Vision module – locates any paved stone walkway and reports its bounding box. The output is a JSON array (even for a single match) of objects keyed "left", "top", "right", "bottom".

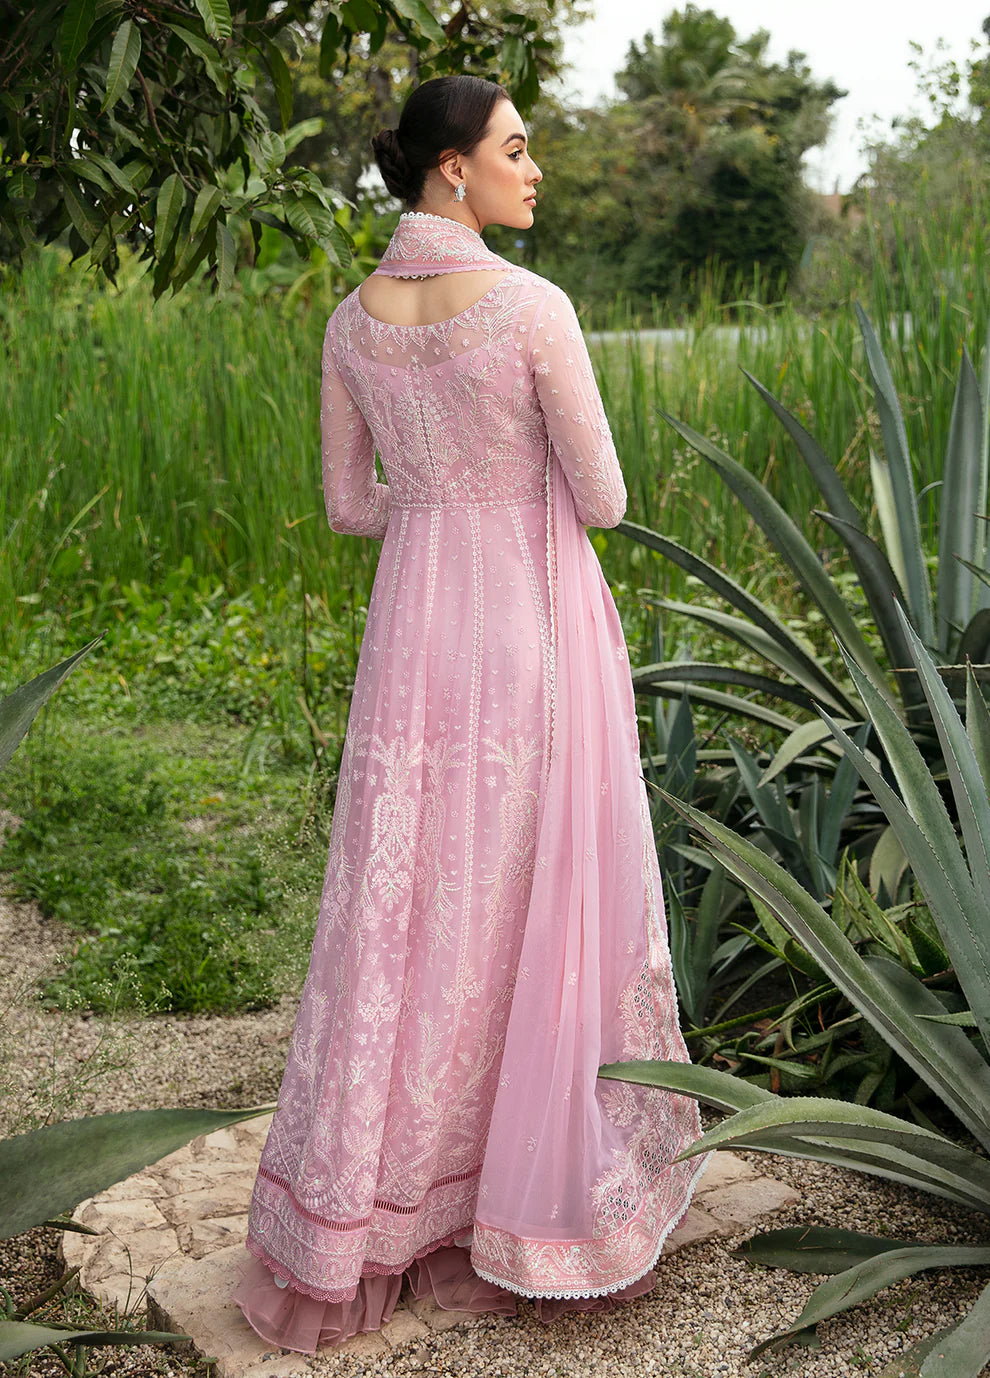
[{"left": 61, "top": 1115, "right": 799, "bottom": 1378}]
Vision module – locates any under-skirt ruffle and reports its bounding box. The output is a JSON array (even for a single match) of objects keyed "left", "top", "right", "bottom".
[{"left": 232, "top": 1242, "right": 658, "bottom": 1353}]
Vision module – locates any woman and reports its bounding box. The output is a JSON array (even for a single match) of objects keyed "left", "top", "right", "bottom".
[{"left": 232, "top": 73, "right": 707, "bottom": 1355}]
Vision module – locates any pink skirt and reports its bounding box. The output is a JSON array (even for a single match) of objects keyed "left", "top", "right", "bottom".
[{"left": 233, "top": 1242, "right": 659, "bottom": 1353}]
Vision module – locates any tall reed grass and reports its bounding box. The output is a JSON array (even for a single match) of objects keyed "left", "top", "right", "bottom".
[{"left": 2, "top": 189, "right": 987, "bottom": 661}]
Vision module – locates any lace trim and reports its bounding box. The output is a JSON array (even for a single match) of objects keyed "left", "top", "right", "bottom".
[
  {"left": 398, "top": 211, "right": 484, "bottom": 237},
  {"left": 389, "top": 493, "right": 546, "bottom": 510},
  {"left": 381, "top": 269, "right": 493, "bottom": 279},
  {"left": 344, "top": 265, "right": 526, "bottom": 339},
  {"left": 256, "top": 1162, "right": 482, "bottom": 1229},
  {"left": 246, "top": 1149, "right": 710, "bottom": 1303},
  {"left": 470, "top": 1151, "right": 712, "bottom": 1299}
]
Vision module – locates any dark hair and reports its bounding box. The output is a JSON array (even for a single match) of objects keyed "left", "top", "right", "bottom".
[{"left": 371, "top": 75, "right": 510, "bottom": 207}]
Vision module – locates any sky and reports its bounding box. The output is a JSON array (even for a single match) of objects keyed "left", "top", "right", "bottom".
[{"left": 556, "top": 1, "right": 989, "bottom": 192}]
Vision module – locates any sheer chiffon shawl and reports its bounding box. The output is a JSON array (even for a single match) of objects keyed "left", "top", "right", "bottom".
[{"left": 468, "top": 443, "right": 707, "bottom": 1298}]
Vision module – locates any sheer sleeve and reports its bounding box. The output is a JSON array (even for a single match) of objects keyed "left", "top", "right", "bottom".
[
  {"left": 528, "top": 285, "right": 627, "bottom": 529},
  {"left": 320, "top": 323, "right": 391, "bottom": 539}
]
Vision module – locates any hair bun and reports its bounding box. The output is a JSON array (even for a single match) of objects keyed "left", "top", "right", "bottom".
[
  {"left": 372, "top": 127, "right": 413, "bottom": 201},
  {"left": 370, "top": 77, "right": 509, "bottom": 208}
]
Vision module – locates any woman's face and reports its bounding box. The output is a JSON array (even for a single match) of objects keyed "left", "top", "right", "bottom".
[{"left": 442, "top": 99, "right": 542, "bottom": 231}]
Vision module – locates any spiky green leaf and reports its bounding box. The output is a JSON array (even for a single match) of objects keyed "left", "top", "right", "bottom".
[
  {"left": 856, "top": 305, "right": 934, "bottom": 643},
  {"left": 657, "top": 787, "right": 990, "bottom": 1150},
  {"left": 919, "top": 1278, "right": 990, "bottom": 1376},
  {"left": 656, "top": 411, "right": 895, "bottom": 707},
  {"left": 0, "top": 1322, "right": 189, "bottom": 1362},
  {"left": 747, "top": 1243, "right": 990, "bottom": 1361},
  {"left": 966, "top": 662, "right": 990, "bottom": 783},
  {"left": 618, "top": 523, "right": 860, "bottom": 714},
  {"left": 937, "top": 349, "right": 985, "bottom": 653},
  {"left": 814, "top": 510, "right": 924, "bottom": 710},
  {"left": 632, "top": 661, "right": 814, "bottom": 711},
  {"left": 0, "top": 1105, "right": 272, "bottom": 1239},
  {"left": 0, "top": 639, "right": 103, "bottom": 775},
  {"left": 893, "top": 602, "right": 990, "bottom": 904}
]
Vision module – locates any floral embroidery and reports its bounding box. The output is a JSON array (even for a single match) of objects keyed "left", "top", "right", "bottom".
[{"left": 242, "top": 211, "right": 698, "bottom": 1308}]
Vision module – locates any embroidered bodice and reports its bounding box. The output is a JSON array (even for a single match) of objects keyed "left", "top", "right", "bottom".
[{"left": 319, "top": 210, "right": 628, "bottom": 530}]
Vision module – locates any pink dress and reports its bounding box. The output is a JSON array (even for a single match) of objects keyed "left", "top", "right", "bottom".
[{"left": 232, "top": 211, "right": 706, "bottom": 1353}]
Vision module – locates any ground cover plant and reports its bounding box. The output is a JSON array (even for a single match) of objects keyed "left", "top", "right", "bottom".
[{"left": 1, "top": 711, "right": 328, "bottom": 1014}]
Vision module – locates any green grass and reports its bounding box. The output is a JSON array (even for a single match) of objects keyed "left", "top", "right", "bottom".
[
  {"left": 4, "top": 202, "right": 988, "bottom": 673},
  {"left": 1, "top": 711, "right": 328, "bottom": 1013}
]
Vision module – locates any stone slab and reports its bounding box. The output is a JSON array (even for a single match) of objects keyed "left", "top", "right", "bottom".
[
  {"left": 159, "top": 1179, "right": 254, "bottom": 1228},
  {"left": 176, "top": 1212, "right": 249, "bottom": 1259},
  {"left": 405, "top": 1292, "right": 487, "bottom": 1332},
  {"left": 701, "top": 1177, "right": 801, "bottom": 1227},
  {"left": 63, "top": 1119, "right": 804, "bottom": 1375},
  {"left": 661, "top": 1206, "right": 722, "bottom": 1255},
  {"left": 694, "top": 1150, "right": 759, "bottom": 1195},
  {"left": 380, "top": 1305, "right": 431, "bottom": 1344},
  {"left": 147, "top": 1244, "right": 316, "bottom": 1378},
  {"left": 146, "top": 1244, "right": 426, "bottom": 1375}
]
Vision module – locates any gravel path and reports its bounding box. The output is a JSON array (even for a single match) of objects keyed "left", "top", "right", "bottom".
[{"left": 1, "top": 890, "right": 987, "bottom": 1378}]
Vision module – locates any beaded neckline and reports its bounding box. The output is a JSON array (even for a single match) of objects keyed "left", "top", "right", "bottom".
[
  {"left": 399, "top": 211, "right": 484, "bottom": 238},
  {"left": 377, "top": 211, "right": 511, "bottom": 279}
]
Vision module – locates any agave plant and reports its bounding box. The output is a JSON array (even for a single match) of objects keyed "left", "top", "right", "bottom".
[
  {"left": 639, "top": 609, "right": 921, "bottom": 1084},
  {"left": 0, "top": 643, "right": 274, "bottom": 1368},
  {"left": 639, "top": 613, "right": 925, "bottom": 1074},
  {"left": 601, "top": 601, "right": 990, "bottom": 1371},
  {"left": 620, "top": 307, "right": 990, "bottom": 792}
]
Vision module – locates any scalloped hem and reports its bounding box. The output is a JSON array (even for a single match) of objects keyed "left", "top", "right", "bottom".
[
  {"left": 240, "top": 1228, "right": 474, "bottom": 1302},
  {"left": 472, "top": 1150, "right": 714, "bottom": 1300}
]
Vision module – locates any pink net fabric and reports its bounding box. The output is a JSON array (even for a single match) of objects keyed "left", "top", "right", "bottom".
[
  {"left": 468, "top": 442, "right": 707, "bottom": 1299},
  {"left": 232, "top": 213, "right": 709, "bottom": 1354},
  {"left": 232, "top": 1242, "right": 659, "bottom": 1352}
]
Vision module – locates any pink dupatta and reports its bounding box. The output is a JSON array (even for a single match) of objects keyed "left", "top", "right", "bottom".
[{"left": 469, "top": 441, "right": 707, "bottom": 1298}]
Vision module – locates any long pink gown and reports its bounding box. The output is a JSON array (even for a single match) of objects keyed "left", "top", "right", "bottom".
[{"left": 232, "top": 211, "right": 707, "bottom": 1353}]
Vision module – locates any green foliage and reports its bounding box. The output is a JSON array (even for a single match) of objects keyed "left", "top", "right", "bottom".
[
  {"left": 622, "top": 304, "right": 990, "bottom": 827},
  {"left": 601, "top": 608, "right": 990, "bottom": 1368},
  {"left": 0, "top": 0, "right": 556, "bottom": 296},
  {"left": 607, "top": 4, "right": 844, "bottom": 297},
  {"left": 6, "top": 232, "right": 984, "bottom": 665},
  {"left": 0, "top": 1101, "right": 277, "bottom": 1367},
  {"left": 0, "top": 638, "right": 103, "bottom": 774},
  {"left": 0, "top": 1106, "right": 269, "bottom": 1241},
  {"left": 0, "top": 1322, "right": 189, "bottom": 1365},
  {"left": 1, "top": 718, "right": 328, "bottom": 1012},
  {"left": 0, "top": 642, "right": 273, "bottom": 1371}
]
